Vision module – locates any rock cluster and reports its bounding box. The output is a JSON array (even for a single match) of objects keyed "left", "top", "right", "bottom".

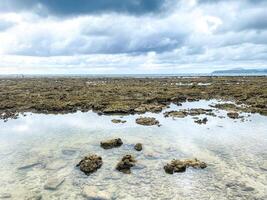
[
  {"left": 135, "top": 117, "right": 159, "bottom": 126},
  {"left": 116, "top": 155, "right": 136, "bottom": 174},
  {"left": 164, "top": 108, "right": 214, "bottom": 118},
  {"left": 100, "top": 138, "right": 123, "bottom": 149},
  {"left": 164, "top": 158, "right": 207, "bottom": 174},
  {"left": 76, "top": 154, "right": 103, "bottom": 175},
  {"left": 194, "top": 117, "right": 208, "bottom": 124}
]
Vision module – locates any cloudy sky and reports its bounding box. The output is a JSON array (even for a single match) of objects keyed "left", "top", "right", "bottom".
[{"left": 0, "top": 0, "right": 267, "bottom": 74}]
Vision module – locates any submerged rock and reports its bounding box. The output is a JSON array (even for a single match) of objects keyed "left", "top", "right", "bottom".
[
  {"left": 134, "top": 143, "right": 143, "bottom": 151},
  {"left": 82, "top": 186, "right": 111, "bottom": 200},
  {"left": 194, "top": 117, "right": 208, "bottom": 124},
  {"left": 17, "top": 161, "right": 42, "bottom": 170},
  {"left": 100, "top": 138, "right": 123, "bottom": 149},
  {"left": 135, "top": 117, "right": 159, "bottom": 126},
  {"left": 227, "top": 112, "right": 239, "bottom": 119},
  {"left": 76, "top": 154, "right": 103, "bottom": 175},
  {"left": 164, "top": 158, "right": 207, "bottom": 174},
  {"left": 116, "top": 155, "right": 136, "bottom": 174},
  {"left": 44, "top": 176, "right": 65, "bottom": 190},
  {"left": 111, "top": 119, "right": 126, "bottom": 124},
  {"left": 0, "top": 193, "right": 12, "bottom": 199}
]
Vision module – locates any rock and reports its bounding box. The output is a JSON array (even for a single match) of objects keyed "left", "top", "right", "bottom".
[
  {"left": 134, "top": 143, "right": 143, "bottom": 151},
  {"left": 227, "top": 112, "right": 239, "bottom": 119},
  {"left": 164, "top": 111, "right": 187, "bottom": 118},
  {"left": 82, "top": 186, "right": 111, "bottom": 200},
  {"left": 61, "top": 149, "right": 77, "bottom": 156},
  {"left": 111, "top": 119, "right": 126, "bottom": 123},
  {"left": 17, "top": 162, "right": 42, "bottom": 170},
  {"left": 194, "top": 117, "right": 208, "bottom": 124},
  {"left": 0, "top": 193, "right": 12, "bottom": 199},
  {"left": 134, "top": 103, "right": 165, "bottom": 113},
  {"left": 259, "top": 162, "right": 267, "bottom": 171},
  {"left": 26, "top": 194, "right": 42, "bottom": 200},
  {"left": 116, "top": 155, "right": 136, "bottom": 174},
  {"left": 164, "top": 158, "right": 207, "bottom": 174},
  {"left": 135, "top": 117, "right": 159, "bottom": 126},
  {"left": 44, "top": 176, "right": 65, "bottom": 190},
  {"left": 76, "top": 154, "right": 103, "bottom": 175},
  {"left": 100, "top": 138, "right": 123, "bottom": 149}
]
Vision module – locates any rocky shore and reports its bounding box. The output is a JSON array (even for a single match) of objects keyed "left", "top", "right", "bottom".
[{"left": 0, "top": 76, "right": 266, "bottom": 121}]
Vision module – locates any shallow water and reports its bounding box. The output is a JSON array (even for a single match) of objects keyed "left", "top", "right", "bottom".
[{"left": 0, "top": 100, "right": 266, "bottom": 200}]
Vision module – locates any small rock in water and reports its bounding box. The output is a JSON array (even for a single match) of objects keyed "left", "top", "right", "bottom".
[
  {"left": 0, "top": 193, "right": 12, "bottom": 199},
  {"left": 17, "top": 162, "right": 42, "bottom": 170},
  {"left": 135, "top": 117, "right": 159, "bottom": 126},
  {"left": 76, "top": 154, "right": 103, "bottom": 175},
  {"left": 100, "top": 138, "right": 123, "bottom": 149},
  {"left": 134, "top": 143, "right": 143, "bottom": 151},
  {"left": 164, "top": 111, "right": 187, "bottom": 118},
  {"left": 194, "top": 117, "right": 208, "bottom": 124},
  {"left": 111, "top": 119, "right": 126, "bottom": 123},
  {"left": 227, "top": 112, "right": 239, "bottom": 119},
  {"left": 61, "top": 149, "right": 77, "bottom": 156},
  {"left": 82, "top": 186, "right": 111, "bottom": 200},
  {"left": 44, "top": 176, "right": 65, "bottom": 190},
  {"left": 164, "top": 158, "right": 207, "bottom": 174},
  {"left": 116, "top": 155, "right": 136, "bottom": 174},
  {"left": 259, "top": 162, "right": 267, "bottom": 171}
]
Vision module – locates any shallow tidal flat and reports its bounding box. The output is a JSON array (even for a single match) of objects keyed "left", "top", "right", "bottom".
[{"left": 0, "top": 77, "right": 267, "bottom": 199}]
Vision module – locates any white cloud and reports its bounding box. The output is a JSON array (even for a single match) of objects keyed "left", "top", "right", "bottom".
[{"left": 0, "top": 0, "right": 266, "bottom": 74}]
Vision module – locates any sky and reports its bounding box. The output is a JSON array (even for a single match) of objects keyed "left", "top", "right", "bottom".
[{"left": 0, "top": 0, "right": 267, "bottom": 74}]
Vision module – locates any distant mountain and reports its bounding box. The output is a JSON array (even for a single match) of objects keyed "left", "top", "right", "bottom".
[{"left": 212, "top": 68, "right": 267, "bottom": 74}]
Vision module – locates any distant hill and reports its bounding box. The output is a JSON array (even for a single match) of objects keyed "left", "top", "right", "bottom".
[{"left": 212, "top": 68, "right": 267, "bottom": 74}]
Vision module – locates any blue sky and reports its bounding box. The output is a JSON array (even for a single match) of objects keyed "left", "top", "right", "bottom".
[{"left": 0, "top": 0, "right": 267, "bottom": 74}]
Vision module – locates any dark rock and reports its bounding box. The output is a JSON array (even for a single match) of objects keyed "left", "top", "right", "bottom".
[
  {"left": 100, "top": 138, "right": 123, "bottom": 149},
  {"left": 135, "top": 117, "right": 159, "bottom": 126},
  {"left": 134, "top": 143, "right": 143, "bottom": 151},
  {"left": 116, "top": 155, "right": 136, "bottom": 174},
  {"left": 194, "top": 117, "right": 208, "bottom": 124},
  {"left": 76, "top": 154, "right": 103, "bottom": 175},
  {"left": 227, "top": 112, "right": 239, "bottom": 119},
  {"left": 164, "top": 158, "right": 207, "bottom": 174}
]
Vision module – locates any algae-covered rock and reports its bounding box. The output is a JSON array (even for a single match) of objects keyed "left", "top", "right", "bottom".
[
  {"left": 76, "top": 154, "right": 103, "bottom": 175},
  {"left": 164, "top": 111, "right": 187, "bottom": 118},
  {"left": 111, "top": 119, "right": 126, "bottom": 123},
  {"left": 100, "top": 138, "right": 123, "bottom": 149},
  {"left": 227, "top": 112, "right": 239, "bottom": 119},
  {"left": 164, "top": 158, "right": 207, "bottom": 174},
  {"left": 135, "top": 117, "right": 159, "bottom": 126},
  {"left": 116, "top": 155, "right": 136, "bottom": 174},
  {"left": 134, "top": 143, "right": 143, "bottom": 151}
]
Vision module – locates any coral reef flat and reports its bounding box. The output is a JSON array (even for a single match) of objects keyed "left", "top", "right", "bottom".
[{"left": 0, "top": 76, "right": 266, "bottom": 121}]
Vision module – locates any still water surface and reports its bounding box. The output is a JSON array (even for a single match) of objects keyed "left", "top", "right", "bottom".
[{"left": 0, "top": 100, "right": 266, "bottom": 199}]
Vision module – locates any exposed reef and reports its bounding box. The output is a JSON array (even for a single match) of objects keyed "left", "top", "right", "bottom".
[{"left": 0, "top": 77, "right": 266, "bottom": 121}]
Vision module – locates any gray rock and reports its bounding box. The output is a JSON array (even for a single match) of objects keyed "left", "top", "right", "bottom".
[
  {"left": 0, "top": 193, "right": 11, "bottom": 199},
  {"left": 259, "top": 162, "right": 267, "bottom": 171},
  {"left": 82, "top": 186, "right": 111, "bottom": 200},
  {"left": 17, "top": 162, "right": 41, "bottom": 170},
  {"left": 44, "top": 176, "right": 65, "bottom": 190}
]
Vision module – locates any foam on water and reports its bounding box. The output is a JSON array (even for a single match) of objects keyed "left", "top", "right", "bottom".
[{"left": 0, "top": 100, "right": 266, "bottom": 199}]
